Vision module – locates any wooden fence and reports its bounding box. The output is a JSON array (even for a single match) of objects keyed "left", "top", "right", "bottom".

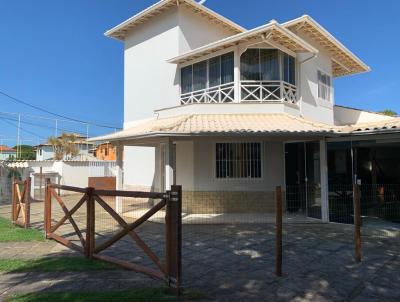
[
  {"left": 11, "top": 177, "right": 31, "bottom": 228},
  {"left": 44, "top": 180, "right": 182, "bottom": 291},
  {"left": 274, "top": 184, "right": 362, "bottom": 277}
]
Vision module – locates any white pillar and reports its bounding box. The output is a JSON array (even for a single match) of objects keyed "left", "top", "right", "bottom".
[
  {"left": 115, "top": 144, "right": 124, "bottom": 213},
  {"left": 234, "top": 46, "right": 240, "bottom": 102},
  {"left": 320, "top": 139, "right": 329, "bottom": 222},
  {"left": 164, "top": 139, "right": 175, "bottom": 190}
]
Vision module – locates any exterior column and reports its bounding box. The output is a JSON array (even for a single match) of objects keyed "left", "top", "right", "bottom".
[
  {"left": 115, "top": 144, "right": 124, "bottom": 213},
  {"left": 320, "top": 139, "right": 329, "bottom": 222},
  {"left": 234, "top": 46, "right": 240, "bottom": 102},
  {"left": 164, "top": 139, "right": 175, "bottom": 190}
]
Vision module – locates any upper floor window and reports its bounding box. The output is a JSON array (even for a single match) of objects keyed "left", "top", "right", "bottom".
[
  {"left": 283, "top": 54, "right": 295, "bottom": 85},
  {"left": 180, "top": 52, "right": 234, "bottom": 94},
  {"left": 318, "top": 70, "right": 331, "bottom": 102},
  {"left": 240, "top": 49, "right": 295, "bottom": 84},
  {"left": 241, "top": 49, "right": 279, "bottom": 81}
]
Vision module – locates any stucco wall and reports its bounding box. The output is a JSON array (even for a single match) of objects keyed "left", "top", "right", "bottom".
[{"left": 297, "top": 32, "right": 335, "bottom": 125}]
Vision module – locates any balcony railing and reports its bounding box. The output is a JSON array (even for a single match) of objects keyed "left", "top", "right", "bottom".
[
  {"left": 180, "top": 80, "right": 297, "bottom": 105},
  {"left": 180, "top": 82, "right": 234, "bottom": 105},
  {"left": 241, "top": 80, "right": 297, "bottom": 104}
]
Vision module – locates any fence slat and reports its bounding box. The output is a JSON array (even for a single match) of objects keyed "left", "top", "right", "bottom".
[
  {"left": 275, "top": 186, "right": 283, "bottom": 277},
  {"left": 354, "top": 184, "right": 362, "bottom": 263}
]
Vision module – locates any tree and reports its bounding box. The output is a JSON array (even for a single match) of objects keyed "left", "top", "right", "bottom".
[
  {"left": 12, "top": 145, "right": 36, "bottom": 160},
  {"left": 47, "top": 133, "right": 80, "bottom": 160},
  {"left": 380, "top": 109, "right": 397, "bottom": 117}
]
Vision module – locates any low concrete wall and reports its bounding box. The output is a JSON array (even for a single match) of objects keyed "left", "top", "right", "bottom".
[{"left": 182, "top": 191, "right": 284, "bottom": 214}]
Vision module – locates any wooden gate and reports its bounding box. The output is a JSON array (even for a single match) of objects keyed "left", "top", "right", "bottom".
[
  {"left": 11, "top": 178, "right": 31, "bottom": 228},
  {"left": 44, "top": 180, "right": 182, "bottom": 290}
]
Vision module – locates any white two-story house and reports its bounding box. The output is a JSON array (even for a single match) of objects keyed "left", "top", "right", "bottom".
[{"left": 93, "top": 0, "right": 400, "bottom": 224}]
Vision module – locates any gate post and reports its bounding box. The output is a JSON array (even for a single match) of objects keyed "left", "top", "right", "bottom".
[
  {"left": 44, "top": 178, "right": 52, "bottom": 239},
  {"left": 275, "top": 186, "right": 283, "bottom": 277},
  {"left": 24, "top": 177, "right": 31, "bottom": 228},
  {"left": 11, "top": 178, "right": 16, "bottom": 223},
  {"left": 85, "top": 187, "right": 95, "bottom": 259},
  {"left": 354, "top": 184, "right": 362, "bottom": 263},
  {"left": 165, "top": 185, "right": 182, "bottom": 293}
]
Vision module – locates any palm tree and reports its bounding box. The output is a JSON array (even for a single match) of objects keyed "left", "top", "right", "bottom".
[{"left": 47, "top": 133, "right": 80, "bottom": 160}]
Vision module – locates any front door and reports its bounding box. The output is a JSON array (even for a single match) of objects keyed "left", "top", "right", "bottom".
[{"left": 285, "top": 141, "right": 322, "bottom": 219}]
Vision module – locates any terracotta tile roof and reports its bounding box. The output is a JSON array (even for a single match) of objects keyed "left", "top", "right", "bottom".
[
  {"left": 0, "top": 145, "right": 16, "bottom": 152},
  {"left": 90, "top": 113, "right": 343, "bottom": 142}
]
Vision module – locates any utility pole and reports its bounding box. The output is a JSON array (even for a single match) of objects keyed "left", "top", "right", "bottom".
[
  {"left": 16, "top": 114, "right": 21, "bottom": 159},
  {"left": 55, "top": 119, "right": 58, "bottom": 137}
]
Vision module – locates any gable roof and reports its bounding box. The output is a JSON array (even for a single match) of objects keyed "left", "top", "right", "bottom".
[
  {"left": 282, "top": 15, "right": 370, "bottom": 77},
  {"left": 105, "top": 0, "right": 245, "bottom": 41},
  {"left": 168, "top": 20, "right": 319, "bottom": 64}
]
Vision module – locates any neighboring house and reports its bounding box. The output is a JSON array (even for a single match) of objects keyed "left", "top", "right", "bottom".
[
  {"left": 35, "top": 135, "right": 95, "bottom": 161},
  {"left": 0, "top": 146, "right": 17, "bottom": 160},
  {"left": 94, "top": 143, "right": 116, "bottom": 161},
  {"left": 92, "top": 0, "right": 400, "bottom": 223}
]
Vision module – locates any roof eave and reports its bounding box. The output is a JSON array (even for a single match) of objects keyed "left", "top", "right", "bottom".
[
  {"left": 282, "top": 15, "right": 370, "bottom": 74},
  {"left": 105, "top": 0, "right": 246, "bottom": 42},
  {"left": 167, "top": 22, "right": 319, "bottom": 64}
]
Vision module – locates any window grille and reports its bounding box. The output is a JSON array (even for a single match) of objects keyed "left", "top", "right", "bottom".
[{"left": 216, "top": 142, "right": 262, "bottom": 179}]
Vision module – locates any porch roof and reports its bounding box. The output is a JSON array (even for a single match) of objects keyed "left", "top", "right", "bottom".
[
  {"left": 167, "top": 20, "right": 319, "bottom": 64},
  {"left": 89, "top": 113, "right": 340, "bottom": 142}
]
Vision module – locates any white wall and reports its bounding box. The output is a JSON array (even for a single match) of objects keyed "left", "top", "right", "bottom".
[
  {"left": 297, "top": 32, "right": 335, "bottom": 125},
  {"left": 123, "top": 146, "right": 156, "bottom": 190},
  {"left": 178, "top": 5, "right": 237, "bottom": 53},
  {"left": 334, "top": 106, "right": 394, "bottom": 125},
  {"left": 176, "top": 139, "right": 285, "bottom": 192}
]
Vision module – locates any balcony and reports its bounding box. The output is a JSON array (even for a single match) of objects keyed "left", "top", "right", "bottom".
[{"left": 180, "top": 80, "right": 296, "bottom": 104}]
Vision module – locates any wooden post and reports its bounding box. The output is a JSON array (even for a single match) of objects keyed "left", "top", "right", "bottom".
[
  {"left": 44, "top": 178, "right": 52, "bottom": 239},
  {"left": 354, "top": 184, "right": 362, "bottom": 263},
  {"left": 85, "top": 187, "right": 95, "bottom": 259},
  {"left": 39, "top": 166, "right": 43, "bottom": 200},
  {"left": 11, "top": 178, "right": 16, "bottom": 222},
  {"left": 25, "top": 177, "right": 31, "bottom": 228},
  {"left": 275, "top": 186, "right": 283, "bottom": 277},
  {"left": 165, "top": 185, "right": 182, "bottom": 293}
]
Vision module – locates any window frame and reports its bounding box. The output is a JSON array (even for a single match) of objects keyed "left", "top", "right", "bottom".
[
  {"left": 213, "top": 141, "right": 264, "bottom": 180},
  {"left": 317, "top": 69, "right": 332, "bottom": 103},
  {"left": 180, "top": 52, "right": 235, "bottom": 95}
]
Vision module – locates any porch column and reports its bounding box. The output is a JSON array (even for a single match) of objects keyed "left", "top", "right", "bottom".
[
  {"left": 164, "top": 139, "right": 175, "bottom": 190},
  {"left": 234, "top": 46, "right": 240, "bottom": 102},
  {"left": 115, "top": 144, "right": 124, "bottom": 213},
  {"left": 320, "top": 140, "right": 329, "bottom": 222}
]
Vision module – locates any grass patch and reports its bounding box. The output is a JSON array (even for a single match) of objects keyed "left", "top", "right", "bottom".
[
  {"left": 0, "top": 217, "right": 44, "bottom": 242},
  {"left": 0, "top": 257, "right": 116, "bottom": 272},
  {"left": 5, "top": 288, "right": 208, "bottom": 302}
]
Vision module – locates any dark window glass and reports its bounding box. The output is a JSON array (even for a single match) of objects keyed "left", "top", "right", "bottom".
[
  {"left": 260, "top": 49, "right": 279, "bottom": 81},
  {"left": 216, "top": 142, "right": 262, "bottom": 178},
  {"left": 283, "top": 54, "right": 296, "bottom": 85},
  {"left": 240, "top": 49, "right": 260, "bottom": 81},
  {"left": 193, "top": 61, "right": 207, "bottom": 91},
  {"left": 221, "top": 52, "right": 234, "bottom": 84},
  {"left": 208, "top": 56, "right": 220, "bottom": 88},
  {"left": 180, "top": 65, "right": 192, "bottom": 94}
]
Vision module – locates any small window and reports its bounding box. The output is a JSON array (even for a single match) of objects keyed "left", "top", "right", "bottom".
[
  {"left": 318, "top": 70, "right": 331, "bottom": 102},
  {"left": 283, "top": 54, "right": 296, "bottom": 85},
  {"left": 181, "top": 65, "right": 193, "bottom": 94},
  {"left": 193, "top": 61, "right": 207, "bottom": 91},
  {"left": 105, "top": 147, "right": 108, "bottom": 156},
  {"left": 221, "top": 52, "right": 234, "bottom": 84},
  {"left": 216, "top": 142, "right": 262, "bottom": 179}
]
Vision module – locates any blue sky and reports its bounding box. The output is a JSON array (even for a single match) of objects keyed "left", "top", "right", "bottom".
[{"left": 0, "top": 0, "right": 399, "bottom": 146}]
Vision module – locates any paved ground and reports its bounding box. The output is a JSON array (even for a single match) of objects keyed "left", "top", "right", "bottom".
[{"left": 0, "top": 199, "right": 400, "bottom": 301}]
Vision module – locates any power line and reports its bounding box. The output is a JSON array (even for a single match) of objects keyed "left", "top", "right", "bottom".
[
  {"left": 0, "top": 117, "right": 46, "bottom": 139},
  {"left": 0, "top": 90, "right": 121, "bottom": 129}
]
